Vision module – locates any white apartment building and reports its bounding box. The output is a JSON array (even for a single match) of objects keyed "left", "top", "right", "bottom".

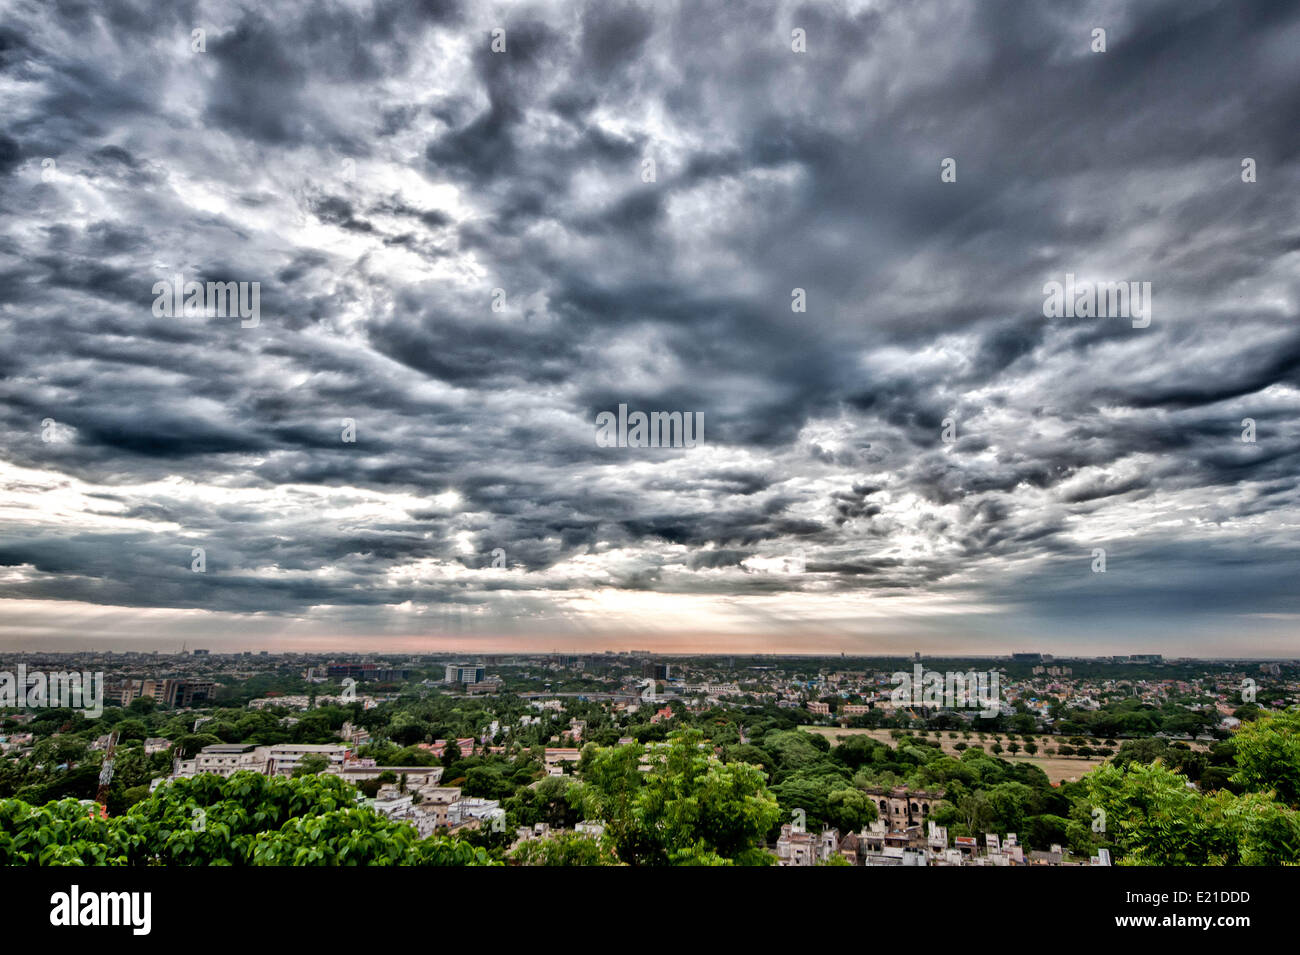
[
  {"left": 455, "top": 797, "right": 502, "bottom": 826},
  {"left": 162, "top": 742, "right": 350, "bottom": 785},
  {"left": 334, "top": 764, "right": 444, "bottom": 789},
  {"left": 264, "top": 743, "right": 349, "bottom": 776},
  {"left": 171, "top": 743, "right": 267, "bottom": 780}
]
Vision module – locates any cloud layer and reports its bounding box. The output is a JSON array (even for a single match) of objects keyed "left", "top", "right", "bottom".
[{"left": 1, "top": 0, "right": 1298, "bottom": 654}]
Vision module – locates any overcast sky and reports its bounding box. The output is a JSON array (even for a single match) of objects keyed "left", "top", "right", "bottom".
[{"left": 1, "top": 0, "right": 1298, "bottom": 656}]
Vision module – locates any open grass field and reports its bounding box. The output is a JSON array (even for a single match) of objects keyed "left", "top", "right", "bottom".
[{"left": 798, "top": 726, "right": 1109, "bottom": 783}]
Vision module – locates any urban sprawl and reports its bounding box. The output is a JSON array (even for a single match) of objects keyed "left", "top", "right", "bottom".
[{"left": 1, "top": 650, "right": 1295, "bottom": 866}]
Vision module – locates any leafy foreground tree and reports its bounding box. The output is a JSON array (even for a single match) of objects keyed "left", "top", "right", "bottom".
[
  {"left": 1230, "top": 708, "right": 1300, "bottom": 808},
  {"left": 0, "top": 772, "right": 496, "bottom": 866},
  {"left": 509, "top": 831, "right": 619, "bottom": 866},
  {"left": 1086, "top": 709, "right": 1300, "bottom": 865},
  {"left": 576, "top": 729, "right": 781, "bottom": 865}
]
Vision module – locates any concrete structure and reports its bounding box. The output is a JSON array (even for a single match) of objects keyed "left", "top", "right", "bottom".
[
  {"left": 164, "top": 742, "right": 349, "bottom": 783},
  {"left": 543, "top": 747, "right": 583, "bottom": 775},
  {"left": 445, "top": 663, "right": 486, "bottom": 684},
  {"left": 775, "top": 825, "right": 841, "bottom": 866},
  {"left": 334, "top": 764, "right": 443, "bottom": 788},
  {"left": 121, "top": 678, "right": 216, "bottom": 708},
  {"left": 861, "top": 786, "right": 945, "bottom": 832},
  {"left": 171, "top": 743, "right": 265, "bottom": 779},
  {"left": 264, "top": 743, "right": 349, "bottom": 776}
]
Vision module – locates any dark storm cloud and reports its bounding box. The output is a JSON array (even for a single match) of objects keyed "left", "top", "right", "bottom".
[{"left": 1, "top": 0, "right": 1298, "bottom": 650}]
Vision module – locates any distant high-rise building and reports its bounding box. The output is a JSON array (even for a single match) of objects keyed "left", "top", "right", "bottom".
[
  {"left": 327, "top": 662, "right": 369, "bottom": 680},
  {"left": 324, "top": 663, "right": 405, "bottom": 681},
  {"left": 120, "top": 678, "right": 215, "bottom": 708},
  {"left": 445, "top": 663, "right": 486, "bottom": 685},
  {"left": 641, "top": 662, "right": 670, "bottom": 681},
  {"left": 166, "top": 678, "right": 216, "bottom": 707}
]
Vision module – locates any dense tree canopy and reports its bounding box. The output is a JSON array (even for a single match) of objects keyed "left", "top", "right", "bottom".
[
  {"left": 577, "top": 730, "right": 781, "bottom": 865},
  {"left": 1086, "top": 710, "right": 1300, "bottom": 865},
  {"left": 0, "top": 772, "right": 496, "bottom": 866}
]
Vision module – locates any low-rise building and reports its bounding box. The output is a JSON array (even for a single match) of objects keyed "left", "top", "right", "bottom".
[
  {"left": 543, "top": 747, "right": 583, "bottom": 775},
  {"left": 163, "top": 742, "right": 349, "bottom": 783},
  {"left": 861, "top": 786, "right": 945, "bottom": 832},
  {"left": 775, "top": 825, "right": 841, "bottom": 866},
  {"left": 334, "top": 764, "right": 444, "bottom": 789},
  {"left": 264, "top": 743, "right": 349, "bottom": 776}
]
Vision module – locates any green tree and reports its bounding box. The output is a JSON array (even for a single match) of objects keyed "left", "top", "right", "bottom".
[
  {"left": 578, "top": 730, "right": 781, "bottom": 865},
  {"left": 1086, "top": 758, "right": 1300, "bottom": 866},
  {"left": 292, "top": 754, "right": 330, "bottom": 777},
  {"left": 1231, "top": 709, "right": 1300, "bottom": 807},
  {"left": 826, "top": 788, "right": 877, "bottom": 832},
  {"left": 0, "top": 772, "right": 497, "bottom": 867},
  {"left": 440, "top": 739, "right": 461, "bottom": 768},
  {"left": 509, "top": 831, "right": 618, "bottom": 866}
]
